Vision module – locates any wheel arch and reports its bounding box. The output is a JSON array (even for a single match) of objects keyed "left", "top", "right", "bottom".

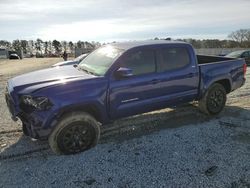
[
  {"left": 44, "top": 103, "right": 105, "bottom": 131},
  {"left": 214, "top": 79, "right": 231, "bottom": 93},
  {"left": 57, "top": 104, "right": 103, "bottom": 123},
  {"left": 200, "top": 77, "right": 232, "bottom": 99}
]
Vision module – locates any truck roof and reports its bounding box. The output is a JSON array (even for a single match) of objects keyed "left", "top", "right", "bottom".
[{"left": 110, "top": 40, "right": 188, "bottom": 50}]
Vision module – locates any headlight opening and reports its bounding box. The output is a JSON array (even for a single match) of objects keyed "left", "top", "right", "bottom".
[{"left": 21, "top": 95, "right": 53, "bottom": 111}]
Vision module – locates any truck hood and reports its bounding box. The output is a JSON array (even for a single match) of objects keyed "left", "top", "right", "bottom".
[
  {"left": 9, "top": 66, "right": 96, "bottom": 93},
  {"left": 52, "top": 60, "right": 78, "bottom": 67}
]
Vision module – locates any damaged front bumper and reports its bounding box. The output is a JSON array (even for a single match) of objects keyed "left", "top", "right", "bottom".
[
  {"left": 5, "top": 90, "right": 18, "bottom": 121},
  {"left": 5, "top": 89, "right": 52, "bottom": 139}
]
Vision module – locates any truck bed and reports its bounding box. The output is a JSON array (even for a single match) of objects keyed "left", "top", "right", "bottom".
[
  {"left": 197, "top": 55, "right": 246, "bottom": 99},
  {"left": 197, "top": 55, "right": 236, "bottom": 64}
]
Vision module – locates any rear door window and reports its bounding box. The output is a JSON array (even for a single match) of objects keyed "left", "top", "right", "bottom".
[{"left": 159, "top": 47, "right": 190, "bottom": 72}]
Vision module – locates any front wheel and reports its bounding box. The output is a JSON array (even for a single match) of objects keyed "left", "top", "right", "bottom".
[
  {"left": 22, "top": 123, "right": 29, "bottom": 136},
  {"left": 198, "top": 83, "right": 227, "bottom": 115},
  {"left": 49, "top": 112, "right": 100, "bottom": 155}
]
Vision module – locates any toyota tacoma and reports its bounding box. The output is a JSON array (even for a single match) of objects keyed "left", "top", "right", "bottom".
[{"left": 5, "top": 40, "right": 247, "bottom": 154}]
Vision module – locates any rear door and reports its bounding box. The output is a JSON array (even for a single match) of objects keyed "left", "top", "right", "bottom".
[{"left": 154, "top": 46, "right": 199, "bottom": 105}]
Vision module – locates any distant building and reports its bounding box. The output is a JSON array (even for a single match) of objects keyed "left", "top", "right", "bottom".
[{"left": 0, "top": 48, "right": 9, "bottom": 59}]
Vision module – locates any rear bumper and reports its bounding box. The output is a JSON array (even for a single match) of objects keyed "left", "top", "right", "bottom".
[
  {"left": 242, "top": 78, "right": 246, "bottom": 86},
  {"left": 238, "top": 77, "right": 246, "bottom": 88}
]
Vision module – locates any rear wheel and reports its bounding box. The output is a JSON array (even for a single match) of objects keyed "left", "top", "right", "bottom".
[
  {"left": 198, "top": 83, "right": 227, "bottom": 115},
  {"left": 49, "top": 112, "right": 100, "bottom": 155}
]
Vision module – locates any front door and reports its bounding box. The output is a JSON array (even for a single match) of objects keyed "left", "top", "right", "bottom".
[{"left": 109, "top": 49, "right": 160, "bottom": 119}]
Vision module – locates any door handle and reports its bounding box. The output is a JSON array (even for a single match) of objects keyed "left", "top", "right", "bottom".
[
  {"left": 187, "top": 73, "right": 195, "bottom": 77},
  {"left": 149, "top": 79, "right": 161, "bottom": 84}
]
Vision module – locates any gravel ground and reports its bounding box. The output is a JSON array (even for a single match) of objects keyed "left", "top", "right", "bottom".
[{"left": 0, "top": 59, "right": 250, "bottom": 188}]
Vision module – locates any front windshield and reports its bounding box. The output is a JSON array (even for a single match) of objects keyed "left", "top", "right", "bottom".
[
  {"left": 78, "top": 46, "right": 124, "bottom": 76},
  {"left": 225, "top": 51, "right": 243, "bottom": 58}
]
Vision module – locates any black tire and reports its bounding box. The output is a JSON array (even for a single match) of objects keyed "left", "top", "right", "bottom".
[
  {"left": 22, "top": 123, "right": 29, "bottom": 136},
  {"left": 49, "top": 112, "right": 100, "bottom": 155},
  {"left": 198, "top": 83, "right": 227, "bottom": 115}
]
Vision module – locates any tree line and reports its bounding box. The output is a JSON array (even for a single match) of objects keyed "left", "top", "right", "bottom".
[
  {"left": 0, "top": 39, "right": 101, "bottom": 57},
  {"left": 161, "top": 29, "right": 250, "bottom": 48},
  {"left": 0, "top": 29, "right": 249, "bottom": 57}
]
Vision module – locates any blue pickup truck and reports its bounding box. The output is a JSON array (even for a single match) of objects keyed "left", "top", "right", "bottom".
[{"left": 5, "top": 40, "right": 247, "bottom": 154}]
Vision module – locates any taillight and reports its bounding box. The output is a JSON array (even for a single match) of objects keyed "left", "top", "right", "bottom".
[{"left": 243, "top": 63, "right": 247, "bottom": 78}]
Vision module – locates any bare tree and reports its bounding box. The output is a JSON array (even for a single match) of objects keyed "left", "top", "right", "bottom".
[
  {"left": 61, "top": 41, "right": 67, "bottom": 51},
  {"left": 76, "top": 41, "right": 82, "bottom": 48},
  {"left": 245, "top": 30, "right": 250, "bottom": 42},
  {"left": 228, "top": 29, "right": 250, "bottom": 47},
  {"left": 47, "top": 41, "right": 53, "bottom": 55},
  {"left": 52, "top": 40, "right": 62, "bottom": 54},
  {"left": 68, "top": 41, "right": 74, "bottom": 54},
  {"left": 27, "top": 40, "right": 35, "bottom": 56},
  {"left": 0, "top": 40, "right": 11, "bottom": 49},
  {"left": 35, "top": 38, "right": 43, "bottom": 54},
  {"left": 12, "top": 40, "right": 21, "bottom": 51},
  {"left": 20, "top": 40, "right": 28, "bottom": 54}
]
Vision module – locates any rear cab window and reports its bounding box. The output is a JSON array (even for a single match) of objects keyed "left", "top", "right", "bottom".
[{"left": 158, "top": 47, "right": 190, "bottom": 72}]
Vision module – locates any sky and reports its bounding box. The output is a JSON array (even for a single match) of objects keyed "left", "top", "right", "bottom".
[{"left": 0, "top": 0, "right": 250, "bottom": 42}]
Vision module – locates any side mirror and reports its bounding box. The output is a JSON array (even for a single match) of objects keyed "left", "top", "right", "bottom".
[{"left": 115, "top": 67, "right": 133, "bottom": 79}]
